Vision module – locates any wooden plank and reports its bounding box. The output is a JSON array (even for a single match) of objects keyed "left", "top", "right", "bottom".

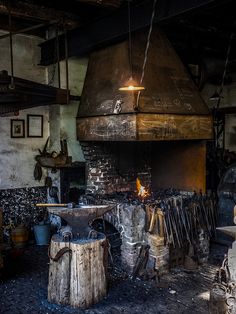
[
  {"left": 0, "top": 2, "right": 78, "bottom": 28},
  {"left": 77, "top": 113, "right": 212, "bottom": 141},
  {"left": 137, "top": 114, "right": 213, "bottom": 141},
  {"left": 77, "top": 114, "right": 137, "bottom": 141}
]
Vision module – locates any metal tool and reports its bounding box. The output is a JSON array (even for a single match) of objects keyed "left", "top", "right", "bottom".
[{"left": 36, "top": 202, "right": 76, "bottom": 209}]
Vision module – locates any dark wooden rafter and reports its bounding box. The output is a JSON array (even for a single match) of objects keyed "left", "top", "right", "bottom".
[
  {"left": 76, "top": 0, "right": 122, "bottom": 8},
  {"left": 0, "top": 1, "right": 80, "bottom": 29},
  {"left": 39, "top": 0, "right": 229, "bottom": 65},
  {"left": 0, "top": 70, "right": 80, "bottom": 115}
]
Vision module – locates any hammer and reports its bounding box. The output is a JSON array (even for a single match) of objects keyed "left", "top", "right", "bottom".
[{"left": 36, "top": 202, "right": 76, "bottom": 209}]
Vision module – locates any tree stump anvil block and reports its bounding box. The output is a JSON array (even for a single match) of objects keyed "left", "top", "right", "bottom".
[
  {"left": 47, "top": 204, "right": 114, "bottom": 309},
  {"left": 48, "top": 204, "right": 114, "bottom": 238}
]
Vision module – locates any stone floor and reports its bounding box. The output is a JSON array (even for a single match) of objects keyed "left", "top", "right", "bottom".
[{"left": 0, "top": 242, "right": 228, "bottom": 314}]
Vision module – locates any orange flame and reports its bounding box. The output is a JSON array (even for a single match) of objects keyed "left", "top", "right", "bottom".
[{"left": 136, "top": 178, "right": 149, "bottom": 198}]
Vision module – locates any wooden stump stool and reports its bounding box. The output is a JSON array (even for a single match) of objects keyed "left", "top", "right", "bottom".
[{"left": 48, "top": 234, "right": 108, "bottom": 309}]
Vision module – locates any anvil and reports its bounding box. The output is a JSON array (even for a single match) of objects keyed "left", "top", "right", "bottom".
[
  {"left": 48, "top": 204, "right": 114, "bottom": 239},
  {"left": 216, "top": 226, "right": 236, "bottom": 239}
]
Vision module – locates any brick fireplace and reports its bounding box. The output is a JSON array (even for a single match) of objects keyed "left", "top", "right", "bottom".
[{"left": 75, "top": 26, "right": 214, "bottom": 275}]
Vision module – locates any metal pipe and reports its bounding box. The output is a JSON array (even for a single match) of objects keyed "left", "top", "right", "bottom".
[
  {"left": 64, "top": 29, "right": 69, "bottom": 105},
  {"left": 56, "top": 26, "right": 61, "bottom": 88},
  {"left": 0, "top": 21, "right": 58, "bottom": 40},
  {"left": 8, "top": 8, "right": 14, "bottom": 89}
]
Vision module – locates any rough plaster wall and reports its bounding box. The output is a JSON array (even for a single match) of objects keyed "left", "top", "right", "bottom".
[
  {"left": 0, "top": 31, "right": 49, "bottom": 189},
  {"left": 48, "top": 57, "right": 88, "bottom": 161}
]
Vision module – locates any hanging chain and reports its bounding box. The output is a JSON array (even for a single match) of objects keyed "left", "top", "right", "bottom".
[
  {"left": 140, "top": 0, "right": 158, "bottom": 84},
  {"left": 127, "top": 0, "right": 133, "bottom": 78},
  {"left": 8, "top": 6, "right": 15, "bottom": 89}
]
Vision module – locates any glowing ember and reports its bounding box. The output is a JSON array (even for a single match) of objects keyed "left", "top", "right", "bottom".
[{"left": 136, "top": 178, "right": 149, "bottom": 198}]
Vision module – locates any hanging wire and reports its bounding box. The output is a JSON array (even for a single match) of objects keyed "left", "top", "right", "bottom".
[
  {"left": 127, "top": 0, "right": 133, "bottom": 78},
  {"left": 216, "top": 22, "right": 235, "bottom": 110},
  {"left": 140, "top": 0, "right": 157, "bottom": 85},
  {"left": 214, "top": 21, "right": 235, "bottom": 148},
  {"left": 135, "top": 0, "right": 158, "bottom": 110}
]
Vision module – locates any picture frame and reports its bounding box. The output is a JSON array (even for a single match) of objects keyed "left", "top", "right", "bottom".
[
  {"left": 11, "top": 119, "right": 25, "bottom": 138},
  {"left": 27, "top": 114, "right": 43, "bottom": 138}
]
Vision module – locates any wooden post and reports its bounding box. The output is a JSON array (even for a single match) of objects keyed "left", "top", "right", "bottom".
[{"left": 48, "top": 234, "right": 108, "bottom": 309}]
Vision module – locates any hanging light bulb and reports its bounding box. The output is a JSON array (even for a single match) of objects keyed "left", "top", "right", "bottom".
[
  {"left": 119, "top": 76, "right": 145, "bottom": 91},
  {"left": 209, "top": 90, "right": 224, "bottom": 101},
  {"left": 119, "top": 0, "right": 145, "bottom": 92}
]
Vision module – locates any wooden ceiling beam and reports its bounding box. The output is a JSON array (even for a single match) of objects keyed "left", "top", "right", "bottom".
[
  {"left": 39, "top": 0, "right": 227, "bottom": 66},
  {"left": 0, "top": 1, "right": 79, "bottom": 29}
]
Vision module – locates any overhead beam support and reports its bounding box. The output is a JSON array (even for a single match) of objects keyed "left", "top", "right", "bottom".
[
  {"left": 39, "top": 0, "right": 223, "bottom": 66},
  {"left": 0, "top": 1, "right": 79, "bottom": 29},
  {"left": 76, "top": 0, "right": 122, "bottom": 8}
]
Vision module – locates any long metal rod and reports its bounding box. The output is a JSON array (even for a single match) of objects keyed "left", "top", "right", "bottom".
[
  {"left": 56, "top": 26, "right": 61, "bottom": 88},
  {"left": 8, "top": 8, "right": 14, "bottom": 89},
  {"left": 0, "top": 21, "right": 58, "bottom": 40},
  {"left": 64, "top": 29, "right": 69, "bottom": 105}
]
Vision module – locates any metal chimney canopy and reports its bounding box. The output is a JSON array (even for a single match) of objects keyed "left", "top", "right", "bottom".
[{"left": 77, "top": 26, "right": 213, "bottom": 141}]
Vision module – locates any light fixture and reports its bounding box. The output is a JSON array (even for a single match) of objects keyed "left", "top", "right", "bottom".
[
  {"left": 119, "top": 77, "right": 145, "bottom": 91},
  {"left": 209, "top": 23, "right": 234, "bottom": 105},
  {"left": 119, "top": 0, "right": 157, "bottom": 92},
  {"left": 209, "top": 91, "right": 224, "bottom": 101},
  {"left": 118, "top": 0, "right": 145, "bottom": 92}
]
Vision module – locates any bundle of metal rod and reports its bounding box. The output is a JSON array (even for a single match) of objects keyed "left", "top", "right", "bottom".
[{"left": 145, "top": 192, "right": 217, "bottom": 249}]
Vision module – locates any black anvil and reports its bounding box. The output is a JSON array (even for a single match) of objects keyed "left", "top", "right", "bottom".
[{"left": 48, "top": 204, "right": 114, "bottom": 239}]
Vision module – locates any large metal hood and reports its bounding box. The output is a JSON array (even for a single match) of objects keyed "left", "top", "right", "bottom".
[{"left": 77, "top": 26, "right": 213, "bottom": 141}]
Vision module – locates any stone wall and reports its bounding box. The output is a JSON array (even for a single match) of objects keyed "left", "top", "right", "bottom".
[{"left": 0, "top": 186, "right": 47, "bottom": 239}]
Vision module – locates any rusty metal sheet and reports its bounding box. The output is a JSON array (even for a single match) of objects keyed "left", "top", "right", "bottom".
[
  {"left": 132, "top": 28, "right": 209, "bottom": 115},
  {"left": 151, "top": 141, "right": 207, "bottom": 192},
  {"left": 77, "top": 114, "right": 137, "bottom": 141},
  {"left": 137, "top": 114, "right": 213, "bottom": 141},
  {"left": 78, "top": 26, "right": 209, "bottom": 118},
  {"left": 78, "top": 41, "right": 136, "bottom": 117}
]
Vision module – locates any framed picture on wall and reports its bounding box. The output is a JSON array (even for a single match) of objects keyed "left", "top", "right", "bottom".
[
  {"left": 27, "top": 114, "right": 43, "bottom": 137},
  {"left": 11, "top": 119, "right": 25, "bottom": 138}
]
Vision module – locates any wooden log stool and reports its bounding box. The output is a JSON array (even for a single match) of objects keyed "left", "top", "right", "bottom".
[{"left": 48, "top": 234, "right": 108, "bottom": 309}]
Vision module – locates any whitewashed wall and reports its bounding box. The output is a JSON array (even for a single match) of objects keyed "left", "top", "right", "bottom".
[{"left": 0, "top": 31, "right": 49, "bottom": 189}]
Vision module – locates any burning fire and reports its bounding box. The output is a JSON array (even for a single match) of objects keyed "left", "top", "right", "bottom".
[{"left": 136, "top": 178, "right": 149, "bottom": 198}]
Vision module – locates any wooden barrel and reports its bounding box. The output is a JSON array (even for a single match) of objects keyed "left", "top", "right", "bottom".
[
  {"left": 48, "top": 234, "right": 108, "bottom": 309},
  {"left": 11, "top": 225, "right": 29, "bottom": 248}
]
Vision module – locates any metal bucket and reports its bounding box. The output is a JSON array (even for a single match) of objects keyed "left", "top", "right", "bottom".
[{"left": 33, "top": 223, "right": 51, "bottom": 245}]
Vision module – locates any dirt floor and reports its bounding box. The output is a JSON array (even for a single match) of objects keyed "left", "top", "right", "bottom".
[{"left": 0, "top": 242, "right": 228, "bottom": 314}]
